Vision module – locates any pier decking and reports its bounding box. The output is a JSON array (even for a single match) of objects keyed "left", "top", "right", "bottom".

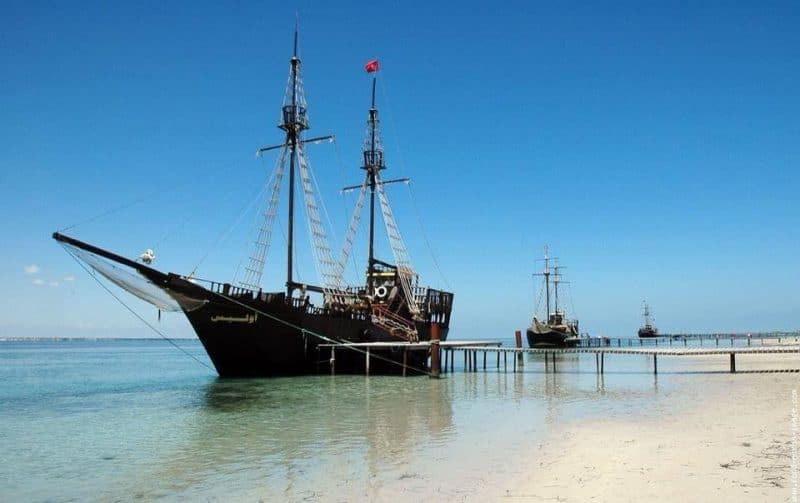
[
  {"left": 315, "top": 333, "right": 799, "bottom": 376},
  {"left": 316, "top": 340, "right": 502, "bottom": 376},
  {"left": 446, "top": 344, "right": 800, "bottom": 374}
]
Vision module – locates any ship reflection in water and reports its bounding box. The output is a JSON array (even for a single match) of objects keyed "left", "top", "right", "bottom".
[{"left": 126, "top": 376, "right": 456, "bottom": 500}]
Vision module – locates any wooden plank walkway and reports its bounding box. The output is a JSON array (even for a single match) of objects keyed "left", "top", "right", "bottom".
[
  {"left": 445, "top": 344, "right": 800, "bottom": 374},
  {"left": 315, "top": 340, "right": 502, "bottom": 376},
  {"left": 312, "top": 338, "right": 798, "bottom": 376}
]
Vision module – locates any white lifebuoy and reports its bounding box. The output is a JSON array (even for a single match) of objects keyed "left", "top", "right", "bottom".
[{"left": 375, "top": 285, "right": 388, "bottom": 298}]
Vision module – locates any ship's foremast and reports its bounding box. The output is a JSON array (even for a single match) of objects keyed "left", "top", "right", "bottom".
[
  {"left": 281, "top": 30, "right": 308, "bottom": 298},
  {"left": 535, "top": 245, "right": 551, "bottom": 318},
  {"left": 642, "top": 301, "right": 653, "bottom": 329}
]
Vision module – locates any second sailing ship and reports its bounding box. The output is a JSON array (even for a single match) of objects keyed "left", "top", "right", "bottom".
[
  {"left": 638, "top": 301, "right": 658, "bottom": 338},
  {"left": 527, "top": 246, "right": 579, "bottom": 348}
]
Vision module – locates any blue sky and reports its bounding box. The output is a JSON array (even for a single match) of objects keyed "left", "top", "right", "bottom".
[{"left": 2, "top": 1, "right": 798, "bottom": 339}]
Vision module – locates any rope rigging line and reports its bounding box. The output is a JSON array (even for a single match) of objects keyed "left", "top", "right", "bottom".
[
  {"left": 296, "top": 142, "right": 348, "bottom": 301},
  {"left": 377, "top": 76, "right": 451, "bottom": 290},
  {"left": 151, "top": 162, "right": 260, "bottom": 255},
  {"left": 188, "top": 176, "right": 272, "bottom": 282},
  {"left": 57, "top": 184, "right": 179, "bottom": 234},
  {"left": 374, "top": 171, "right": 421, "bottom": 317},
  {"left": 534, "top": 276, "right": 545, "bottom": 320},
  {"left": 239, "top": 145, "right": 288, "bottom": 290},
  {"left": 62, "top": 245, "right": 216, "bottom": 372},
  {"left": 306, "top": 139, "right": 341, "bottom": 257},
  {"left": 331, "top": 124, "right": 363, "bottom": 286},
  {"left": 332, "top": 177, "right": 368, "bottom": 288},
  {"left": 567, "top": 282, "right": 577, "bottom": 321},
  {"left": 58, "top": 159, "right": 249, "bottom": 235}
]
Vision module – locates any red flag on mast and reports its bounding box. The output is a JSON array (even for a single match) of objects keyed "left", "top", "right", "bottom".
[{"left": 364, "top": 59, "right": 379, "bottom": 73}]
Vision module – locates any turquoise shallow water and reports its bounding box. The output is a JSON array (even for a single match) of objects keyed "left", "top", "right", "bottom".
[{"left": 0, "top": 338, "right": 783, "bottom": 501}]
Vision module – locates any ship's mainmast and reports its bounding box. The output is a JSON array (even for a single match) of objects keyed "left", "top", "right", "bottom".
[
  {"left": 362, "top": 71, "right": 384, "bottom": 294},
  {"left": 553, "top": 265, "right": 561, "bottom": 315},
  {"left": 279, "top": 30, "right": 309, "bottom": 298},
  {"left": 642, "top": 301, "right": 652, "bottom": 328}
]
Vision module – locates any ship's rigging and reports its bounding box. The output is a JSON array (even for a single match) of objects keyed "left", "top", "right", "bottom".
[{"left": 236, "top": 40, "right": 423, "bottom": 317}]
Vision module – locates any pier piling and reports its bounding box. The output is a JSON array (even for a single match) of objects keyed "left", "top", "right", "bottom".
[{"left": 430, "top": 323, "right": 441, "bottom": 378}]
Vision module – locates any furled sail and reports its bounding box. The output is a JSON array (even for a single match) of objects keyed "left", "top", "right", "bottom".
[{"left": 55, "top": 234, "right": 207, "bottom": 313}]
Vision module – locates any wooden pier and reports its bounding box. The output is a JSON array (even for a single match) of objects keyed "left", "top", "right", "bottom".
[
  {"left": 573, "top": 333, "right": 800, "bottom": 349},
  {"left": 445, "top": 345, "right": 800, "bottom": 374},
  {"left": 316, "top": 336, "right": 798, "bottom": 376},
  {"left": 317, "top": 340, "right": 502, "bottom": 376}
]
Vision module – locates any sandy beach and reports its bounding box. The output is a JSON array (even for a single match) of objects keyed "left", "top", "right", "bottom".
[{"left": 500, "top": 353, "right": 799, "bottom": 503}]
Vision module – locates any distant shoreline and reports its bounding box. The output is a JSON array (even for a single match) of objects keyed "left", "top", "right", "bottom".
[{"left": 0, "top": 337, "right": 199, "bottom": 342}]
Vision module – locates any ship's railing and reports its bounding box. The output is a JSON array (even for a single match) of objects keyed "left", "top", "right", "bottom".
[
  {"left": 410, "top": 286, "right": 454, "bottom": 325},
  {"left": 202, "top": 281, "right": 287, "bottom": 304}
]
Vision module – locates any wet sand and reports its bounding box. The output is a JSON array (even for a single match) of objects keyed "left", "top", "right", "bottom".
[
  {"left": 500, "top": 353, "right": 799, "bottom": 502},
  {"left": 227, "top": 352, "right": 799, "bottom": 502}
]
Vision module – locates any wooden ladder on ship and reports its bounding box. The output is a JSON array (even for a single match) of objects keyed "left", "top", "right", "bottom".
[{"left": 371, "top": 305, "right": 419, "bottom": 342}]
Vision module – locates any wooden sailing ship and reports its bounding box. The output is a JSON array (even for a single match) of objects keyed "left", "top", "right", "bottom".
[
  {"left": 54, "top": 30, "right": 453, "bottom": 377},
  {"left": 526, "top": 246, "right": 579, "bottom": 348},
  {"left": 637, "top": 301, "right": 658, "bottom": 338}
]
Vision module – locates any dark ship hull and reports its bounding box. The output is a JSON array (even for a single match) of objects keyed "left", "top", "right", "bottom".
[
  {"left": 170, "top": 278, "right": 451, "bottom": 377},
  {"left": 185, "top": 287, "right": 450, "bottom": 377},
  {"left": 526, "top": 327, "right": 579, "bottom": 348},
  {"left": 638, "top": 327, "right": 658, "bottom": 338}
]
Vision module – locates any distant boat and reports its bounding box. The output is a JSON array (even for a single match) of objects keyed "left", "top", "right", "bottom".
[
  {"left": 526, "top": 246, "right": 579, "bottom": 348},
  {"left": 638, "top": 301, "right": 658, "bottom": 338}
]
